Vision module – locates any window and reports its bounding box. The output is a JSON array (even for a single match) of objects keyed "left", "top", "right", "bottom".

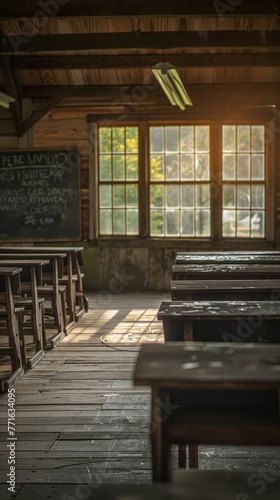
[
  {"left": 149, "top": 125, "right": 210, "bottom": 237},
  {"left": 97, "top": 121, "right": 270, "bottom": 242},
  {"left": 222, "top": 125, "right": 265, "bottom": 238},
  {"left": 98, "top": 127, "right": 139, "bottom": 235}
]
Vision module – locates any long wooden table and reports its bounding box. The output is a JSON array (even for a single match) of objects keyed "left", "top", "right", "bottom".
[
  {"left": 134, "top": 342, "right": 280, "bottom": 481},
  {"left": 158, "top": 300, "right": 280, "bottom": 342}
]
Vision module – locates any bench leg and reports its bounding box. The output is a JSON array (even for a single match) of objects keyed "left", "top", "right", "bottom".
[{"left": 189, "top": 444, "right": 199, "bottom": 468}]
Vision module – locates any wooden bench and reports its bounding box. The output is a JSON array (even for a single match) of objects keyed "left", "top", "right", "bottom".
[
  {"left": 134, "top": 342, "right": 280, "bottom": 482},
  {"left": 171, "top": 279, "right": 280, "bottom": 301},
  {"left": 172, "top": 263, "right": 280, "bottom": 280},
  {"left": 158, "top": 300, "right": 280, "bottom": 343}
]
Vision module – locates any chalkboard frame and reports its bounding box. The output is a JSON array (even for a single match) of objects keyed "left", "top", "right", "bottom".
[{"left": 0, "top": 148, "right": 81, "bottom": 242}]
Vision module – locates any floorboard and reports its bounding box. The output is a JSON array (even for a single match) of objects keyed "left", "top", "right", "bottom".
[{"left": 0, "top": 291, "right": 280, "bottom": 499}]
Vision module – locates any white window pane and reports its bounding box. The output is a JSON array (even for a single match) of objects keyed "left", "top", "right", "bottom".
[
  {"left": 223, "top": 210, "right": 236, "bottom": 237},
  {"left": 196, "top": 184, "right": 210, "bottom": 208},
  {"left": 150, "top": 210, "right": 164, "bottom": 236},
  {"left": 252, "top": 185, "right": 265, "bottom": 209},
  {"left": 113, "top": 127, "right": 125, "bottom": 152},
  {"left": 196, "top": 210, "right": 210, "bottom": 236},
  {"left": 127, "top": 209, "right": 139, "bottom": 234},
  {"left": 223, "top": 125, "right": 235, "bottom": 152},
  {"left": 100, "top": 185, "right": 112, "bottom": 207},
  {"left": 100, "top": 155, "right": 111, "bottom": 180},
  {"left": 196, "top": 154, "right": 209, "bottom": 180},
  {"left": 113, "top": 209, "right": 125, "bottom": 234},
  {"left": 252, "top": 155, "right": 264, "bottom": 180},
  {"left": 150, "top": 184, "right": 164, "bottom": 208},
  {"left": 237, "top": 126, "right": 250, "bottom": 152},
  {"left": 180, "top": 126, "right": 194, "bottom": 152},
  {"left": 150, "top": 127, "right": 164, "bottom": 152},
  {"left": 195, "top": 126, "right": 209, "bottom": 152},
  {"left": 181, "top": 185, "right": 194, "bottom": 208},
  {"left": 125, "top": 127, "right": 138, "bottom": 153},
  {"left": 251, "top": 211, "right": 265, "bottom": 237},
  {"left": 237, "top": 210, "right": 250, "bottom": 237},
  {"left": 237, "top": 154, "right": 250, "bottom": 180},
  {"left": 126, "top": 155, "right": 139, "bottom": 180},
  {"left": 100, "top": 209, "right": 112, "bottom": 235},
  {"left": 181, "top": 210, "right": 194, "bottom": 236},
  {"left": 166, "top": 210, "right": 179, "bottom": 235},
  {"left": 126, "top": 184, "right": 138, "bottom": 206},
  {"left": 113, "top": 185, "right": 125, "bottom": 207},
  {"left": 252, "top": 126, "right": 264, "bottom": 152},
  {"left": 113, "top": 155, "right": 125, "bottom": 180},
  {"left": 237, "top": 185, "right": 250, "bottom": 208},
  {"left": 150, "top": 154, "right": 164, "bottom": 180},
  {"left": 166, "top": 185, "right": 179, "bottom": 208},
  {"left": 223, "top": 185, "right": 236, "bottom": 208},
  {"left": 223, "top": 154, "right": 236, "bottom": 180},
  {"left": 166, "top": 126, "right": 179, "bottom": 152},
  {"left": 166, "top": 154, "right": 179, "bottom": 180},
  {"left": 181, "top": 154, "right": 194, "bottom": 180},
  {"left": 99, "top": 128, "right": 111, "bottom": 153}
]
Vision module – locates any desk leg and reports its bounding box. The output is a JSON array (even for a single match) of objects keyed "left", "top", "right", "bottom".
[
  {"left": 151, "top": 387, "right": 162, "bottom": 482},
  {"left": 184, "top": 320, "right": 193, "bottom": 341}
]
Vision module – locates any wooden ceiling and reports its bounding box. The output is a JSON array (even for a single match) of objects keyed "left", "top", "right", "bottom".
[{"left": 0, "top": 0, "right": 280, "bottom": 136}]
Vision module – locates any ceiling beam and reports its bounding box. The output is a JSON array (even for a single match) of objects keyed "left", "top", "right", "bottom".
[
  {"left": 0, "top": 0, "right": 279, "bottom": 17},
  {"left": 22, "top": 97, "right": 61, "bottom": 135},
  {"left": 15, "top": 84, "right": 280, "bottom": 106},
  {"left": 0, "top": 55, "right": 23, "bottom": 136},
  {"left": 11, "top": 53, "right": 280, "bottom": 70},
  {"left": 2, "top": 31, "right": 280, "bottom": 54}
]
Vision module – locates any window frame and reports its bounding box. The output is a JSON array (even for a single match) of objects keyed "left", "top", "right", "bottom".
[{"left": 92, "top": 117, "right": 274, "bottom": 248}]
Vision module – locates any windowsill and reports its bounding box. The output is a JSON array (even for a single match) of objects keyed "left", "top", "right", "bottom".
[{"left": 89, "top": 237, "right": 274, "bottom": 250}]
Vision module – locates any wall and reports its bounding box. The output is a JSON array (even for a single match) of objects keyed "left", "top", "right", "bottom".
[{"left": 1, "top": 104, "right": 279, "bottom": 291}]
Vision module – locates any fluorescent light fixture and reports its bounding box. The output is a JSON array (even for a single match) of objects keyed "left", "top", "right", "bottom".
[
  {"left": 0, "top": 91, "right": 15, "bottom": 109},
  {"left": 152, "top": 62, "right": 192, "bottom": 110}
]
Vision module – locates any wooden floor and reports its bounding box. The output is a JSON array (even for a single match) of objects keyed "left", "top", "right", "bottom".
[{"left": 0, "top": 291, "right": 280, "bottom": 499}]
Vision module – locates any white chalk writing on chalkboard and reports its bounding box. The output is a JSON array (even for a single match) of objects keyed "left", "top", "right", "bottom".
[{"left": 0, "top": 149, "right": 80, "bottom": 241}]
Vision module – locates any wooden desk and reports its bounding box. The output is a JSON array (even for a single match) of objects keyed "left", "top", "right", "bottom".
[
  {"left": 0, "top": 246, "right": 87, "bottom": 322},
  {"left": 0, "top": 266, "right": 24, "bottom": 390},
  {"left": 171, "top": 279, "right": 280, "bottom": 301},
  {"left": 175, "top": 253, "right": 280, "bottom": 264},
  {"left": 134, "top": 342, "right": 280, "bottom": 481},
  {"left": 0, "top": 259, "right": 49, "bottom": 366},
  {"left": 0, "top": 252, "right": 68, "bottom": 334},
  {"left": 172, "top": 263, "right": 280, "bottom": 280},
  {"left": 158, "top": 300, "right": 280, "bottom": 342}
]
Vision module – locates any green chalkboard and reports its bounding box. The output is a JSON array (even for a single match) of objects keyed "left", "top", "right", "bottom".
[{"left": 0, "top": 149, "right": 80, "bottom": 241}]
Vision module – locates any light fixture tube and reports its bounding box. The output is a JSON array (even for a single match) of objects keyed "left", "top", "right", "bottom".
[
  {"left": 152, "top": 63, "right": 193, "bottom": 110},
  {"left": 0, "top": 91, "right": 15, "bottom": 108}
]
